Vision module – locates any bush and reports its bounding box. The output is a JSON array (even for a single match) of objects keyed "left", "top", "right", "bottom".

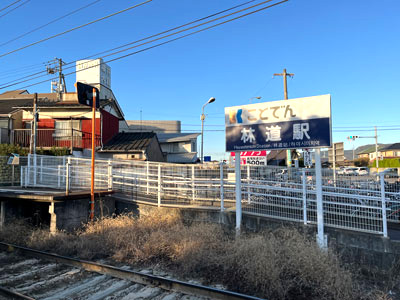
[
  {"left": 0, "top": 144, "right": 28, "bottom": 156},
  {"left": 370, "top": 158, "right": 400, "bottom": 168},
  {"left": 354, "top": 157, "right": 369, "bottom": 167},
  {"left": 35, "top": 146, "right": 70, "bottom": 156}
]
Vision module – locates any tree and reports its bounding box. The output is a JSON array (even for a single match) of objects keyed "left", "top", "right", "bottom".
[{"left": 354, "top": 157, "right": 369, "bottom": 167}]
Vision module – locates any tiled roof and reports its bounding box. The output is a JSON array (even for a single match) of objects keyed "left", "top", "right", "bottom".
[
  {"left": 381, "top": 143, "right": 400, "bottom": 151},
  {"left": 166, "top": 152, "right": 197, "bottom": 163},
  {"left": 0, "top": 99, "right": 32, "bottom": 115},
  {"left": 101, "top": 132, "right": 156, "bottom": 152},
  {"left": 157, "top": 133, "right": 200, "bottom": 143},
  {"left": 0, "top": 90, "right": 28, "bottom": 97},
  {"left": 358, "top": 144, "right": 388, "bottom": 154}
]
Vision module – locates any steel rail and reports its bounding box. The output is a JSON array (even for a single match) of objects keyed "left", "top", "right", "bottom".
[
  {"left": 0, "top": 242, "right": 264, "bottom": 300},
  {"left": 0, "top": 286, "right": 35, "bottom": 300}
]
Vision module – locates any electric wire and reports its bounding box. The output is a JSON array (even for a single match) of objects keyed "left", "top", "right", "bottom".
[
  {"left": 0, "top": 0, "right": 102, "bottom": 48},
  {"left": 0, "top": 0, "right": 22, "bottom": 13},
  {"left": 0, "top": 63, "right": 49, "bottom": 79},
  {"left": 0, "top": 0, "right": 152, "bottom": 58},
  {"left": 0, "top": 61, "right": 50, "bottom": 74},
  {"left": 0, "top": 0, "right": 29, "bottom": 18},
  {"left": 20, "top": 0, "right": 288, "bottom": 90},
  {"left": 0, "top": 0, "right": 261, "bottom": 87},
  {"left": 1, "top": 0, "right": 287, "bottom": 90}
]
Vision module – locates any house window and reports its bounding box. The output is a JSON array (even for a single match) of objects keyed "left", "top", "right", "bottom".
[
  {"left": 0, "top": 119, "right": 8, "bottom": 129},
  {"left": 54, "top": 120, "right": 81, "bottom": 139}
]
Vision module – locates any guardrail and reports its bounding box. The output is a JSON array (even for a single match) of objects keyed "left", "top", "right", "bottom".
[{"left": 4, "top": 155, "right": 400, "bottom": 237}]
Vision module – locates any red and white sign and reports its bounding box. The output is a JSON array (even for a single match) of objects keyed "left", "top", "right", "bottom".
[
  {"left": 231, "top": 151, "right": 268, "bottom": 165},
  {"left": 230, "top": 151, "right": 267, "bottom": 157}
]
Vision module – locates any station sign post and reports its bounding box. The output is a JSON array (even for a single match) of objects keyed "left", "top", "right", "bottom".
[{"left": 225, "top": 94, "right": 331, "bottom": 248}]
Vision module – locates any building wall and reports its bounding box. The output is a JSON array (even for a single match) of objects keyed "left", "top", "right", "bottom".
[
  {"left": 76, "top": 58, "right": 111, "bottom": 89},
  {"left": 101, "top": 110, "right": 119, "bottom": 144},
  {"left": 11, "top": 111, "right": 23, "bottom": 130},
  {"left": 126, "top": 120, "right": 181, "bottom": 133},
  {"left": 97, "top": 152, "right": 144, "bottom": 161},
  {"left": 160, "top": 141, "right": 194, "bottom": 154},
  {"left": 382, "top": 150, "right": 400, "bottom": 158},
  {"left": 38, "top": 119, "right": 55, "bottom": 129},
  {"left": 146, "top": 137, "right": 166, "bottom": 162},
  {"left": 23, "top": 109, "right": 100, "bottom": 120}
]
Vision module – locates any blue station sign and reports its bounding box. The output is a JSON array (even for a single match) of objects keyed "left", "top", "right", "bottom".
[{"left": 225, "top": 95, "right": 332, "bottom": 152}]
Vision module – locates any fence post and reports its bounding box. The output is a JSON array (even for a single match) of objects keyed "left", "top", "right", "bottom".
[
  {"left": 314, "top": 149, "right": 327, "bottom": 249},
  {"left": 40, "top": 156, "right": 43, "bottom": 183},
  {"left": 380, "top": 173, "right": 388, "bottom": 238},
  {"left": 247, "top": 165, "right": 251, "bottom": 204},
  {"left": 70, "top": 127, "right": 73, "bottom": 153},
  {"left": 158, "top": 164, "right": 161, "bottom": 207},
  {"left": 66, "top": 157, "right": 71, "bottom": 195},
  {"left": 192, "top": 165, "right": 195, "bottom": 202},
  {"left": 12, "top": 165, "right": 15, "bottom": 186},
  {"left": 27, "top": 153, "right": 31, "bottom": 185},
  {"left": 108, "top": 160, "right": 113, "bottom": 191},
  {"left": 146, "top": 161, "right": 149, "bottom": 195},
  {"left": 20, "top": 166, "right": 24, "bottom": 187},
  {"left": 25, "top": 165, "right": 28, "bottom": 188},
  {"left": 57, "top": 165, "right": 61, "bottom": 188},
  {"left": 33, "top": 154, "right": 37, "bottom": 186},
  {"left": 302, "top": 168, "right": 307, "bottom": 225},
  {"left": 235, "top": 152, "right": 242, "bottom": 236},
  {"left": 220, "top": 162, "right": 224, "bottom": 212},
  {"left": 62, "top": 156, "right": 66, "bottom": 184}
]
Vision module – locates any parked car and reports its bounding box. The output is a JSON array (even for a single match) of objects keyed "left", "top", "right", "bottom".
[
  {"left": 337, "top": 167, "right": 346, "bottom": 175},
  {"left": 343, "top": 167, "right": 358, "bottom": 176},
  {"left": 356, "top": 167, "right": 369, "bottom": 176}
]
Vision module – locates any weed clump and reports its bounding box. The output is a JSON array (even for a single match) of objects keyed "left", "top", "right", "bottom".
[{"left": 0, "top": 208, "right": 387, "bottom": 299}]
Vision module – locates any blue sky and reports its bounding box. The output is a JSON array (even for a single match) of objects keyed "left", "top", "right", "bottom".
[{"left": 0, "top": 0, "right": 399, "bottom": 160}]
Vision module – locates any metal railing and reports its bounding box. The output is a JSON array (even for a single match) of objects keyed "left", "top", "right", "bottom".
[
  {"left": 11, "top": 129, "right": 100, "bottom": 149},
  {"left": 3, "top": 155, "right": 400, "bottom": 237}
]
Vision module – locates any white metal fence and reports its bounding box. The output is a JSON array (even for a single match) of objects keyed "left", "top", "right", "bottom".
[{"left": 2, "top": 154, "right": 399, "bottom": 237}]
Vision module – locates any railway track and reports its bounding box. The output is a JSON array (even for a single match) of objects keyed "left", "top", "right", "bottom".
[{"left": 0, "top": 242, "right": 263, "bottom": 300}]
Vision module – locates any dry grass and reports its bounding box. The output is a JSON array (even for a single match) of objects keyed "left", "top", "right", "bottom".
[{"left": 0, "top": 208, "right": 393, "bottom": 299}]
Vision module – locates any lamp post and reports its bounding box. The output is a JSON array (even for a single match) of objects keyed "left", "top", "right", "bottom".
[
  {"left": 200, "top": 97, "right": 215, "bottom": 163},
  {"left": 249, "top": 96, "right": 262, "bottom": 103}
]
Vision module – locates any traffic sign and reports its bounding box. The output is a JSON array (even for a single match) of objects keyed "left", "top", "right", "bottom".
[{"left": 76, "top": 82, "right": 99, "bottom": 108}]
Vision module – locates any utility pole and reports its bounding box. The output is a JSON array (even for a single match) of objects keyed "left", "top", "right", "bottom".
[
  {"left": 274, "top": 68, "right": 294, "bottom": 167},
  {"left": 48, "top": 58, "right": 66, "bottom": 100},
  {"left": 29, "top": 93, "right": 38, "bottom": 154},
  {"left": 58, "top": 58, "right": 63, "bottom": 100}
]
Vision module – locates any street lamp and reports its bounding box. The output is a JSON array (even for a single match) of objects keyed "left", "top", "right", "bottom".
[
  {"left": 249, "top": 96, "right": 262, "bottom": 103},
  {"left": 200, "top": 97, "right": 215, "bottom": 163}
]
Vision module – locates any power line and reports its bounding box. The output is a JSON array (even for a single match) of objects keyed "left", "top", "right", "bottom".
[
  {"left": 0, "top": 0, "right": 263, "bottom": 87},
  {"left": 0, "top": 0, "right": 22, "bottom": 13},
  {"left": 0, "top": 0, "right": 30, "bottom": 18},
  {"left": 1, "top": 0, "right": 287, "bottom": 90},
  {"left": 0, "top": 63, "right": 50, "bottom": 79},
  {"left": 250, "top": 75, "right": 275, "bottom": 98},
  {"left": 333, "top": 128, "right": 400, "bottom": 132},
  {"left": 0, "top": 61, "right": 50, "bottom": 74},
  {"left": 0, "top": 0, "right": 152, "bottom": 58},
  {"left": 0, "top": 0, "right": 102, "bottom": 48}
]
